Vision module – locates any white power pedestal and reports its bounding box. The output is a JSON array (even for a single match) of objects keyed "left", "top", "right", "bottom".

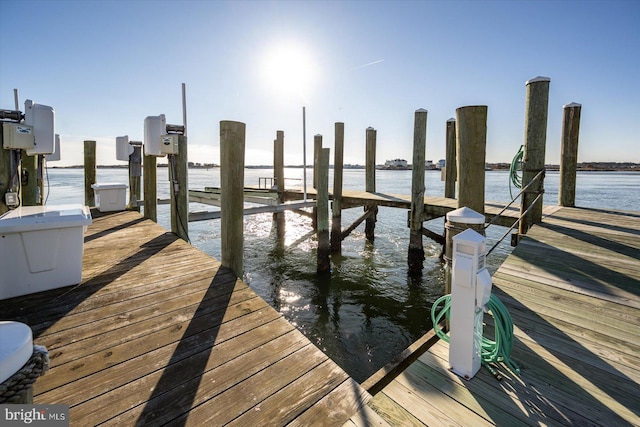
[{"left": 449, "top": 227, "right": 493, "bottom": 380}]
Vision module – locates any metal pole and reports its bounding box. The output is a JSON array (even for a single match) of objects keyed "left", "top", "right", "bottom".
[
  {"left": 303, "top": 106, "right": 307, "bottom": 201},
  {"left": 13, "top": 89, "right": 19, "bottom": 110},
  {"left": 182, "top": 83, "right": 188, "bottom": 137}
]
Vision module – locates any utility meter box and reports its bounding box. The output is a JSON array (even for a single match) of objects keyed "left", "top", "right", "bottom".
[
  {"left": 160, "top": 134, "right": 179, "bottom": 155},
  {"left": 24, "top": 99, "right": 55, "bottom": 155},
  {"left": 449, "top": 227, "right": 491, "bottom": 380},
  {"left": 116, "top": 135, "right": 133, "bottom": 161},
  {"left": 2, "top": 122, "right": 34, "bottom": 150},
  {"left": 45, "top": 134, "right": 61, "bottom": 162},
  {"left": 91, "top": 183, "right": 128, "bottom": 212},
  {"left": 144, "top": 114, "right": 166, "bottom": 157}
]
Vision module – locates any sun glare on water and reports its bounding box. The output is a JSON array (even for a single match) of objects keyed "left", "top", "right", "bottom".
[{"left": 260, "top": 40, "right": 318, "bottom": 102}]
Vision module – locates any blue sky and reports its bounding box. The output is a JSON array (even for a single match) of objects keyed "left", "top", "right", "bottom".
[{"left": 1, "top": 0, "right": 638, "bottom": 166}]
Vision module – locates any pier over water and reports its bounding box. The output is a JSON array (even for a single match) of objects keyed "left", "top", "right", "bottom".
[{"left": 1, "top": 210, "right": 369, "bottom": 425}]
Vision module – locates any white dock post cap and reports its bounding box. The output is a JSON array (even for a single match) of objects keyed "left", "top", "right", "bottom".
[
  {"left": 446, "top": 206, "right": 485, "bottom": 224},
  {"left": 415, "top": 108, "right": 428, "bottom": 113},
  {"left": 451, "top": 227, "right": 486, "bottom": 244},
  {"left": 526, "top": 76, "right": 551, "bottom": 85},
  {"left": 315, "top": 134, "right": 322, "bottom": 137},
  {"left": 366, "top": 126, "right": 375, "bottom": 130},
  {"left": 563, "top": 102, "right": 582, "bottom": 108},
  {"left": 447, "top": 118, "right": 456, "bottom": 122}
]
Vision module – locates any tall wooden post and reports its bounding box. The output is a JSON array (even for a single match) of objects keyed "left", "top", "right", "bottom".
[
  {"left": 84, "top": 140, "right": 96, "bottom": 207},
  {"left": 143, "top": 150, "right": 157, "bottom": 222},
  {"left": 169, "top": 135, "right": 189, "bottom": 242},
  {"left": 444, "top": 118, "right": 457, "bottom": 199},
  {"left": 220, "top": 121, "right": 246, "bottom": 278},
  {"left": 330, "top": 122, "right": 344, "bottom": 253},
  {"left": 408, "top": 109, "right": 427, "bottom": 274},
  {"left": 0, "top": 131, "right": 13, "bottom": 214},
  {"left": 317, "top": 147, "right": 331, "bottom": 274},
  {"left": 365, "top": 127, "right": 377, "bottom": 242},
  {"left": 559, "top": 102, "right": 581, "bottom": 207},
  {"left": 313, "top": 134, "right": 322, "bottom": 189},
  {"left": 128, "top": 145, "right": 142, "bottom": 212},
  {"left": 519, "top": 77, "right": 550, "bottom": 234},
  {"left": 312, "top": 134, "right": 322, "bottom": 230},
  {"left": 20, "top": 151, "right": 38, "bottom": 206},
  {"left": 37, "top": 155, "right": 45, "bottom": 205},
  {"left": 456, "top": 106, "right": 487, "bottom": 215},
  {"left": 274, "top": 131, "right": 285, "bottom": 241}
]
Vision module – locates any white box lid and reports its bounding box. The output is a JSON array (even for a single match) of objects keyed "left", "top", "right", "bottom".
[
  {"left": 0, "top": 204, "right": 92, "bottom": 233},
  {"left": 91, "top": 182, "right": 128, "bottom": 190}
]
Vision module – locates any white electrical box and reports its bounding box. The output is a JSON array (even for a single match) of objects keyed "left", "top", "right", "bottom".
[
  {"left": 116, "top": 135, "right": 133, "bottom": 161},
  {"left": 160, "top": 134, "right": 179, "bottom": 155},
  {"left": 449, "top": 227, "right": 489, "bottom": 380},
  {"left": 144, "top": 114, "right": 166, "bottom": 157},
  {"left": 45, "top": 134, "right": 61, "bottom": 162},
  {"left": 24, "top": 99, "right": 55, "bottom": 155},
  {"left": 2, "top": 122, "right": 35, "bottom": 150}
]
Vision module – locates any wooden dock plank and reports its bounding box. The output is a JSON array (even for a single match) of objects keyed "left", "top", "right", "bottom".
[{"left": 1, "top": 210, "right": 366, "bottom": 426}]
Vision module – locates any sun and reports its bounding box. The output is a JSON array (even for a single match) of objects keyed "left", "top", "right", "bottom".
[{"left": 260, "top": 41, "right": 318, "bottom": 102}]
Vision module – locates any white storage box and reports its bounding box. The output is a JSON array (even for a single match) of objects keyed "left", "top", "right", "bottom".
[
  {"left": 92, "top": 183, "right": 128, "bottom": 212},
  {"left": 0, "top": 204, "right": 92, "bottom": 300}
]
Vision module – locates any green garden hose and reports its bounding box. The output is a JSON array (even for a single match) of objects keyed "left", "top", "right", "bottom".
[
  {"left": 509, "top": 145, "right": 524, "bottom": 199},
  {"left": 431, "top": 293, "right": 521, "bottom": 376}
]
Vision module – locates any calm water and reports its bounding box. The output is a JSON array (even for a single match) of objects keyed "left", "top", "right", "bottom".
[{"left": 43, "top": 167, "right": 639, "bottom": 382}]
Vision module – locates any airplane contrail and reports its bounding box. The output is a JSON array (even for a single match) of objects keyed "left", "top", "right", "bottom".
[{"left": 351, "top": 59, "right": 384, "bottom": 70}]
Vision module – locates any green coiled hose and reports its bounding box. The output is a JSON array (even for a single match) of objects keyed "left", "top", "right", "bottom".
[
  {"left": 431, "top": 293, "right": 521, "bottom": 376},
  {"left": 509, "top": 145, "right": 524, "bottom": 199}
]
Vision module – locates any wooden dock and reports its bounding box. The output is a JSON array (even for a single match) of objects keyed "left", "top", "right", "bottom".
[
  {"left": 191, "top": 187, "right": 561, "bottom": 228},
  {"left": 1, "top": 210, "right": 369, "bottom": 426},
  {"left": 351, "top": 206, "right": 640, "bottom": 426}
]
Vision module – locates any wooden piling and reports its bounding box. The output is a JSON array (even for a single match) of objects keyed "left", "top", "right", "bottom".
[
  {"left": 317, "top": 147, "right": 331, "bottom": 274},
  {"left": 84, "top": 140, "right": 96, "bottom": 207},
  {"left": 365, "top": 127, "right": 377, "bottom": 242},
  {"left": 0, "top": 131, "right": 12, "bottom": 214},
  {"left": 37, "top": 155, "right": 45, "bottom": 205},
  {"left": 408, "top": 109, "right": 427, "bottom": 274},
  {"left": 444, "top": 118, "right": 457, "bottom": 199},
  {"left": 312, "top": 134, "right": 322, "bottom": 230},
  {"left": 330, "top": 122, "right": 344, "bottom": 253},
  {"left": 456, "top": 106, "right": 487, "bottom": 215},
  {"left": 20, "top": 151, "right": 37, "bottom": 206},
  {"left": 313, "top": 134, "right": 322, "bottom": 189},
  {"left": 220, "top": 121, "right": 246, "bottom": 278},
  {"left": 559, "top": 102, "right": 581, "bottom": 207},
  {"left": 128, "top": 145, "right": 142, "bottom": 212},
  {"left": 169, "top": 135, "right": 189, "bottom": 242},
  {"left": 274, "top": 131, "right": 285, "bottom": 241},
  {"left": 143, "top": 151, "right": 157, "bottom": 222},
  {"left": 519, "top": 77, "right": 550, "bottom": 234}
]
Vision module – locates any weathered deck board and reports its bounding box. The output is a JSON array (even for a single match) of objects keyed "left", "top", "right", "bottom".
[
  {"left": 0, "top": 210, "right": 369, "bottom": 425},
  {"left": 351, "top": 206, "right": 640, "bottom": 426}
]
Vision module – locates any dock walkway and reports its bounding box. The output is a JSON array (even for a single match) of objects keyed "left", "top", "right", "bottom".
[
  {"left": 1, "top": 210, "right": 369, "bottom": 426},
  {"left": 192, "top": 187, "right": 560, "bottom": 228},
  {"left": 353, "top": 206, "right": 640, "bottom": 426}
]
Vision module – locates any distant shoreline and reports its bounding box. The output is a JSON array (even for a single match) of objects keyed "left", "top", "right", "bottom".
[{"left": 49, "top": 162, "right": 639, "bottom": 172}]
